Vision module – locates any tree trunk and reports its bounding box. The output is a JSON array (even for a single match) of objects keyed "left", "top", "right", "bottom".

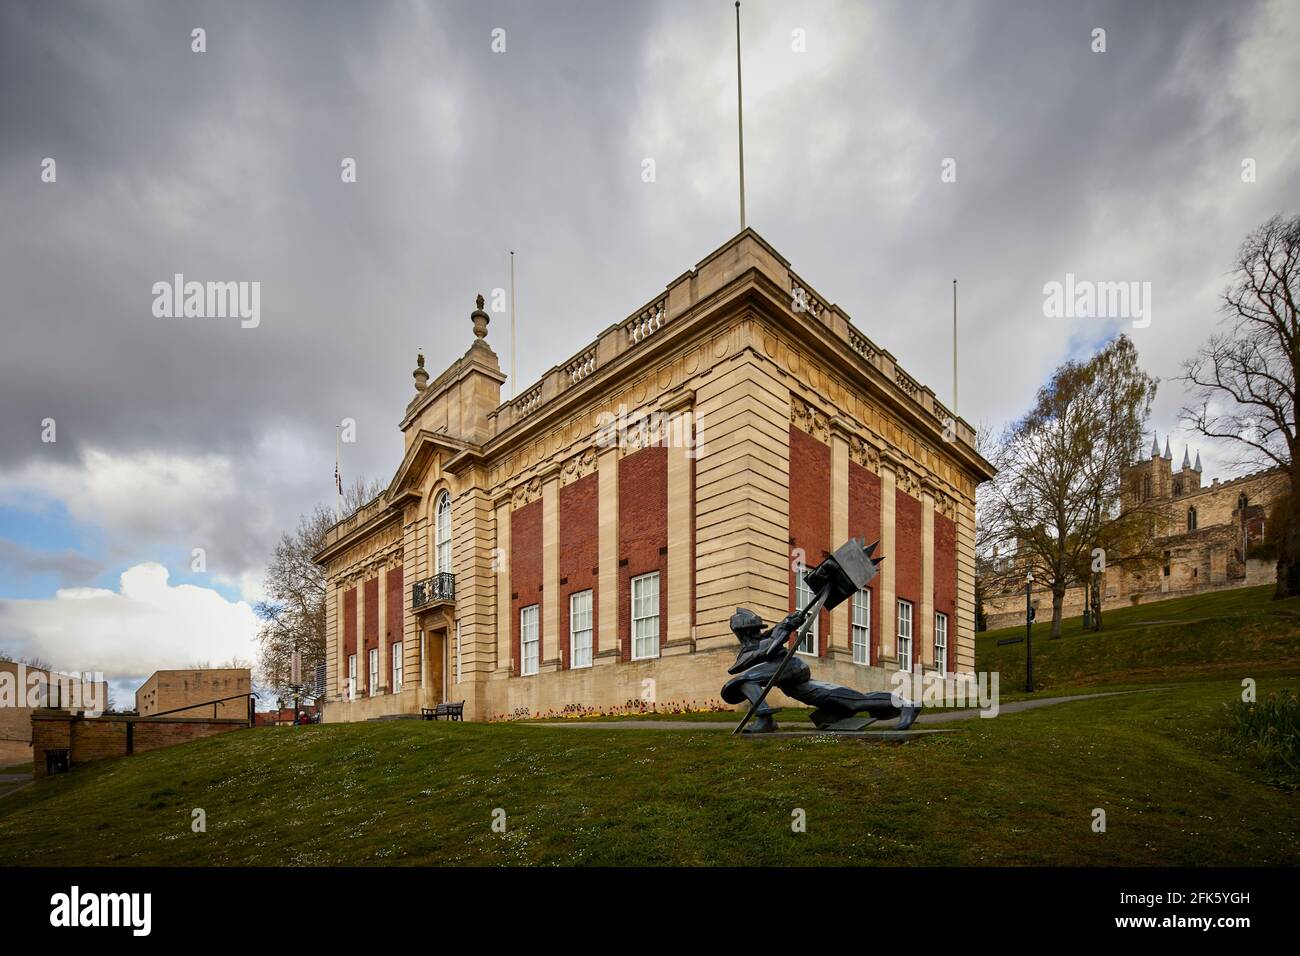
[
  {"left": 1092, "top": 575, "right": 1104, "bottom": 632},
  {"left": 1050, "top": 586, "right": 1065, "bottom": 639},
  {"left": 1276, "top": 465, "right": 1300, "bottom": 599}
]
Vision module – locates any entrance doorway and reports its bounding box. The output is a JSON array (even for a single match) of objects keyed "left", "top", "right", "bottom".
[{"left": 421, "top": 626, "right": 447, "bottom": 703}]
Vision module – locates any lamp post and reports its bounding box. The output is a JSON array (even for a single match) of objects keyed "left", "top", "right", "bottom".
[{"left": 1024, "top": 568, "right": 1034, "bottom": 693}]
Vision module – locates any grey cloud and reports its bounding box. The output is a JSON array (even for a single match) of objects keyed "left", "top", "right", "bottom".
[
  {"left": 0, "top": 0, "right": 1296, "bottom": 585},
  {"left": 0, "top": 537, "right": 104, "bottom": 585}
]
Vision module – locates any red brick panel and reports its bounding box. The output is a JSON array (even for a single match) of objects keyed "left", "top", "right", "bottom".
[
  {"left": 618, "top": 447, "right": 668, "bottom": 659},
  {"left": 511, "top": 500, "right": 543, "bottom": 675},
  {"left": 895, "top": 488, "right": 923, "bottom": 669},
  {"left": 848, "top": 460, "right": 882, "bottom": 663},
  {"left": 934, "top": 513, "right": 957, "bottom": 673},
  {"left": 788, "top": 426, "right": 831, "bottom": 653},
  {"left": 386, "top": 565, "right": 403, "bottom": 644},
  {"left": 363, "top": 577, "right": 379, "bottom": 694},
  {"left": 559, "top": 473, "right": 599, "bottom": 668},
  {"left": 343, "top": 586, "right": 357, "bottom": 681}
]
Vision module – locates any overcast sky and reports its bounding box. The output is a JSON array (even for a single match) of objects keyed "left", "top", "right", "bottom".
[{"left": 1, "top": 0, "right": 1296, "bottom": 699}]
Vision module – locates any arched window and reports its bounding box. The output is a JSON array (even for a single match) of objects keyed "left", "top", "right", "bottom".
[
  {"left": 1238, "top": 493, "right": 1249, "bottom": 512},
  {"left": 1142, "top": 475, "right": 1151, "bottom": 500},
  {"left": 435, "top": 491, "right": 452, "bottom": 574},
  {"left": 1187, "top": 507, "right": 1197, "bottom": 532}
]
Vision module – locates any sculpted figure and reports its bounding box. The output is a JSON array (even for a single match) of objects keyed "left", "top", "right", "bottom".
[{"left": 722, "top": 540, "right": 921, "bottom": 733}]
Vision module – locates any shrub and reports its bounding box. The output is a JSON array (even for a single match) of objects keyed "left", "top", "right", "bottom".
[{"left": 1219, "top": 690, "right": 1299, "bottom": 787}]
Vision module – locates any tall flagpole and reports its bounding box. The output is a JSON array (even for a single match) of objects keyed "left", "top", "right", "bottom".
[
  {"left": 334, "top": 423, "right": 342, "bottom": 519},
  {"left": 952, "top": 279, "right": 958, "bottom": 413},
  {"left": 510, "top": 250, "right": 517, "bottom": 397},
  {"left": 735, "top": 1, "right": 746, "bottom": 231}
]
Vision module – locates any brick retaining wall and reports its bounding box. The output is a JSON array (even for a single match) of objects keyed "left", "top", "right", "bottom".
[{"left": 30, "top": 710, "right": 248, "bottom": 778}]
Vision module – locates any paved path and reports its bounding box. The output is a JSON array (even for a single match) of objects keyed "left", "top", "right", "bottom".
[
  {"left": 0, "top": 773, "right": 34, "bottom": 800},
  {"left": 524, "top": 688, "right": 1153, "bottom": 731}
]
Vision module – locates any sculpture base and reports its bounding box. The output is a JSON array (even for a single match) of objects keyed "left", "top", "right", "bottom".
[{"left": 808, "top": 710, "right": 877, "bottom": 732}]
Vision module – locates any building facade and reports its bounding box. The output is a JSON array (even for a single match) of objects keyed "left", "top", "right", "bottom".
[
  {"left": 0, "top": 661, "right": 109, "bottom": 764},
  {"left": 981, "top": 435, "right": 1288, "bottom": 628},
  {"left": 314, "top": 230, "right": 994, "bottom": 722},
  {"left": 135, "top": 668, "right": 252, "bottom": 720}
]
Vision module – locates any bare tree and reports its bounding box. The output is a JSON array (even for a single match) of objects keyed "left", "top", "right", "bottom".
[
  {"left": 186, "top": 657, "right": 253, "bottom": 670},
  {"left": 255, "top": 476, "right": 383, "bottom": 700},
  {"left": 0, "top": 652, "right": 53, "bottom": 670},
  {"left": 983, "top": 335, "right": 1158, "bottom": 638},
  {"left": 1183, "top": 214, "right": 1300, "bottom": 597}
]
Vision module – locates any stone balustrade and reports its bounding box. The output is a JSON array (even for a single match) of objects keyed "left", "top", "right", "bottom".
[{"left": 478, "top": 230, "right": 977, "bottom": 450}]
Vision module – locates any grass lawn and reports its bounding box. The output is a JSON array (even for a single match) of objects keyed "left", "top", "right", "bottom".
[
  {"left": 978, "top": 585, "right": 1300, "bottom": 693},
  {"left": 0, "top": 675, "right": 1295, "bottom": 866},
  {"left": 1, "top": 586, "right": 1293, "bottom": 867}
]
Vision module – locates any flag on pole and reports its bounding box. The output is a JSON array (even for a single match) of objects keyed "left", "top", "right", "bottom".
[{"left": 334, "top": 424, "right": 343, "bottom": 519}]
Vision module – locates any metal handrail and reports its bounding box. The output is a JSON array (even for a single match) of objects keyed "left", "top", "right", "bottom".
[{"left": 146, "top": 692, "right": 259, "bottom": 726}]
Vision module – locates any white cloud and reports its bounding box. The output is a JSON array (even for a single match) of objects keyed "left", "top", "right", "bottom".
[
  {"left": 0, "top": 447, "right": 238, "bottom": 537},
  {"left": 0, "top": 445, "right": 280, "bottom": 584},
  {"left": 0, "top": 562, "right": 260, "bottom": 681}
]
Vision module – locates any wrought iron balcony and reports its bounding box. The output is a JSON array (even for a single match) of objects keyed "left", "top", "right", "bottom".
[{"left": 412, "top": 572, "right": 455, "bottom": 610}]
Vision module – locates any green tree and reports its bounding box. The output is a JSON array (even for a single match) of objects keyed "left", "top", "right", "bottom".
[{"left": 984, "top": 335, "right": 1158, "bottom": 638}]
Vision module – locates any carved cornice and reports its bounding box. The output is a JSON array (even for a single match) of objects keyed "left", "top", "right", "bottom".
[
  {"left": 848, "top": 433, "right": 881, "bottom": 474},
  {"left": 511, "top": 476, "right": 543, "bottom": 508},
  {"left": 560, "top": 447, "right": 599, "bottom": 486},
  {"left": 897, "top": 466, "right": 921, "bottom": 498},
  {"left": 790, "top": 394, "right": 830, "bottom": 444},
  {"left": 936, "top": 491, "right": 957, "bottom": 520}
]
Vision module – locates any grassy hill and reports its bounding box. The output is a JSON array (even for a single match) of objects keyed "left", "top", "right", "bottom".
[
  {"left": 978, "top": 585, "right": 1300, "bottom": 693},
  {"left": 0, "top": 675, "right": 1295, "bottom": 867},
  {"left": 0, "top": 584, "right": 1294, "bottom": 867}
]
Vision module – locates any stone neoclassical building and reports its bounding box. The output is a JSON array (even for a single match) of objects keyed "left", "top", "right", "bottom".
[{"left": 314, "top": 230, "right": 994, "bottom": 722}]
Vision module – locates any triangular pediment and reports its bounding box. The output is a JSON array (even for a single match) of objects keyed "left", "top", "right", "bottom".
[{"left": 386, "top": 429, "right": 472, "bottom": 505}]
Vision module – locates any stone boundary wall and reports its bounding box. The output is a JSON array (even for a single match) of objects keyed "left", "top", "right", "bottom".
[{"left": 983, "top": 559, "right": 1277, "bottom": 630}]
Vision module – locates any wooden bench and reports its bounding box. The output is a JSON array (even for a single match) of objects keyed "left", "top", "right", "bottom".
[{"left": 420, "top": 702, "right": 465, "bottom": 721}]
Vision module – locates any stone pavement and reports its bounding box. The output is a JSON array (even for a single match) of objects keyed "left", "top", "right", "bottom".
[
  {"left": 0, "top": 772, "right": 34, "bottom": 799},
  {"left": 523, "top": 688, "right": 1153, "bottom": 732}
]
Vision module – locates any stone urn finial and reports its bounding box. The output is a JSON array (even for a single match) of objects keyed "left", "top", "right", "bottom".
[
  {"left": 413, "top": 348, "right": 429, "bottom": 392},
  {"left": 471, "top": 294, "right": 490, "bottom": 339}
]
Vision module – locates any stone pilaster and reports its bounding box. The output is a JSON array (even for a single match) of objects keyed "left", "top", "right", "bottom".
[
  {"left": 828, "top": 423, "right": 850, "bottom": 658},
  {"left": 879, "top": 463, "right": 897, "bottom": 661},
  {"left": 493, "top": 496, "right": 512, "bottom": 674},
  {"left": 333, "top": 582, "right": 345, "bottom": 700},
  {"left": 377, "top": 565, "right": 389, "bottom": 693},
  {"left": 664, "top": 394, "right": 694, "bottom": 653},
  {"left": 541, "top": 469, "right": 560, "bottom": 670},
  {"left": 596, "top": 447, "right": 620, "bottom": 664},
  {"left": 451, "top": 469, "right": 496, "bottom": 704},
  {"left": 694, "top": 351, "right": 790, "bottom": 651},
  {"left": 356, "top": 577, "right": 367, "bottom": 696},
  {"left": 921, "top": 490, "right": 935, "bottom": 668},
  {"left": 401, "top": 508, "right": 420, "bottom": 700},
  {"left": 955, "top": 490, "right": 977, "bottom": 674}
]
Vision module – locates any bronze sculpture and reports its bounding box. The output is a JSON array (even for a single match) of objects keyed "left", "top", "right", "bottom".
[{"left": 724, "top": 539, "right": 921, "bottom": 734}]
